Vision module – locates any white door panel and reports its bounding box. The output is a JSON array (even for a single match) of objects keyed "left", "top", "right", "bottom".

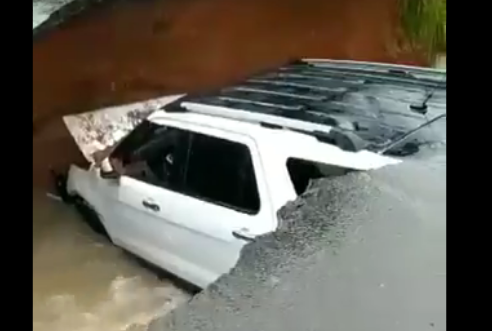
[
  {"left": 157, "top": 132, "right": 274, "bottom": 286},
  {"left": 110, "top": 176, "right": 176, "bottom": 263},
  {"left": 115, "top": 176, "right": 251, "bottom": 287},
  {"left": 164, "top": 192, "right": 252, "bottom": 278},
  {"left": 74, "top": 119, "right": 279, "bottom": 288}
]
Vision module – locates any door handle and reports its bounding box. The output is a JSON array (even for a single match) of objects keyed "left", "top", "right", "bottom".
[
  {"left": 232, "top": 229, "right": 255, "bottom": 242},
  {"left": 142, "top": 200, "right": 160, "bottom": 212}
]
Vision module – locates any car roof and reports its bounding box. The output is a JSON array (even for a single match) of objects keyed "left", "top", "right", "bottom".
[
  {"left": 149, "top": 110, "right": 319, "bottom": 147},
  {"left": 148, "top": 109, "right": 401, "bottom": 171},
  {"left": 159, "top": 59, "right": 446, "bottom": 154},
  {"left": 62, "top": 59, "right": 446, "bottom": 164}
]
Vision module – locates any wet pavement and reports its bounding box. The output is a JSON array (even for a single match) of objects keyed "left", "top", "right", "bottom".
[
  {"left": 33, "top": 191, "right": 191, "bottom": 331},
  {"left": 149, "top": 147, "right": 447, "bottom": 331}
]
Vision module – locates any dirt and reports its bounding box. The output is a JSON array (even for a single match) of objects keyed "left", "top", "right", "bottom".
[{"left": 33, "top": 0, "right": 427, "bottom": 190}]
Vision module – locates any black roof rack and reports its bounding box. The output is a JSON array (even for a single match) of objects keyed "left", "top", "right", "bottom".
[{"left": 163, "top": 59, "right": 446, "bottom": 154}]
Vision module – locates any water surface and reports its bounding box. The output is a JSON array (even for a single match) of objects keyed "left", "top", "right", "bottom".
[{"left": 33, "top": 191, "right": 190, "bottom": 331}]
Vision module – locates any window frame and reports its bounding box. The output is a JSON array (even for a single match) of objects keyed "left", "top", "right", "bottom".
[
  {"left": 115, "top": 120, "right": 264, "bottom": 215},
  {"left": 181, "top": 130, "right": 261, "bottom": 215},
  {"left": 285, "top": 157, "right": 353, "bottom": 195},
  {"left": 112, "top": 121, "right": 192, "bottom": 192}
]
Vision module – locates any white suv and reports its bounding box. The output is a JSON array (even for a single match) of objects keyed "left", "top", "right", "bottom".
[{"left": 56, "top": 59, "right": 446, "bottom": 289}]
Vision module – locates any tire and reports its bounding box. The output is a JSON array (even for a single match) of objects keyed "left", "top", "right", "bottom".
[
  {"left": 50, "top": 168, "right": 74, "bottom": 204},
  {"left": 73, "top": 197, "right": 112, "bottom": 242}
]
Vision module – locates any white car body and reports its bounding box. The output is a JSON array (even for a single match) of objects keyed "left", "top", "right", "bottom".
[
  {"left": 62, "top": 59, "right": 445, "bottom": 288},
  {"left": 65, "top": 107, "right": 399, "bottom": 288}
]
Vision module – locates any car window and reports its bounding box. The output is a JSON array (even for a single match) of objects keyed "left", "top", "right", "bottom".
[
  {"left": 112, "top": 120, "right": 170, "bottom": 164},
  {"left": 112, "top": 120, "right": 190, "bottom": 190},
  {"left": 183, "top": 132, "right": 260, "bottom": 214},
  {"left": 286, "top": 158, "right": 350, "bottom": 195}
]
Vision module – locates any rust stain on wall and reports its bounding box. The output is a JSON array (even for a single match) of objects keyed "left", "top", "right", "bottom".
[{"left": 33, "top": 0, "right": 425, "bottom": 189}]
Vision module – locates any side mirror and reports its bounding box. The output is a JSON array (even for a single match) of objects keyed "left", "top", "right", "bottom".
[
  {"left": 99, "top": 158, "right": 121, "bottom": 179},
  {"left": 100, "top": 169, "right": 120, "bottom": 180}
]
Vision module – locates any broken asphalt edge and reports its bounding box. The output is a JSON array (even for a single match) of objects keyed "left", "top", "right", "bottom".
[{"left": 146, "top": 147, "right": 446, "bottom": 331}]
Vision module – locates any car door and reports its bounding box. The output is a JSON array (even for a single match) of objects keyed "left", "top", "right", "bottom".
[
  {"left": 159, "top": 128, "right": 275, "bottom": 288},
  {"left": 98, "top": 122, "right": 192, "bottom": 268},
  {"left": 100, "top": 120, "right": 275, "bottom": 288}
]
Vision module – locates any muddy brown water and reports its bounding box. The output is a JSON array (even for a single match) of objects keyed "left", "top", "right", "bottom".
[{"left": 33, "top": 191, "right": 191, "bottom": 331}]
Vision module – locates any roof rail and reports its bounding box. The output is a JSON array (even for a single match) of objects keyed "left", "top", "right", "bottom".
[
  {"left": 160, "top": 59, "right": 445, "bottom": 154},
  {"left": 180, "top": 101, "right": 335, "bottom": 133},
  {"left": 280, "top": 62, "right": 446, "bottom": 89},
  {"left": 303, "top": 58, "right": 447, "bottom": 78},
  {"left": 164, "top": 101, "right": 364, "bottom": 152}
]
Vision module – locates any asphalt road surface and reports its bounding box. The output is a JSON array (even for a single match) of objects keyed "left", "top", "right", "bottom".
[{"left": 148, "top": 144, "right": 446, "bottom": 331}]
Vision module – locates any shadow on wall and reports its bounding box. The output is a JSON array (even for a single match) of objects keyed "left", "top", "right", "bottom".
[{"left": 33, "top": 0, "right": 427, "bottom": 189}]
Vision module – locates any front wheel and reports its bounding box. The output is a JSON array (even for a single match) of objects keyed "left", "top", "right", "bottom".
[
  {"left": 50, "top": 168, "right": 112, "bottom": 241},
  {"left": 50, "top": 168, "right": 74, "bottom": 204},
  {"left": 73, "top": 197, "right": 112, "bottom": 242}
]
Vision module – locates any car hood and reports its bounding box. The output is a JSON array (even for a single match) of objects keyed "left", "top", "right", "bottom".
[{"left": 63, "top": 94, "right": 185, "bottom": 164}]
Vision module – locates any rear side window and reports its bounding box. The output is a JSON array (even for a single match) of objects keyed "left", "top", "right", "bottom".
[
  {"left": 287, "top": 158, "right": 350, "bottom": 195},
  {"left": 184, "top": 133, "right": 260, "bottom": 214}
]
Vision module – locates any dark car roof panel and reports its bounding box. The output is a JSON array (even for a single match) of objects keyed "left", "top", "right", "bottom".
[{"left": 182, "top": 60, "right": 446, "bottom": 151}]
